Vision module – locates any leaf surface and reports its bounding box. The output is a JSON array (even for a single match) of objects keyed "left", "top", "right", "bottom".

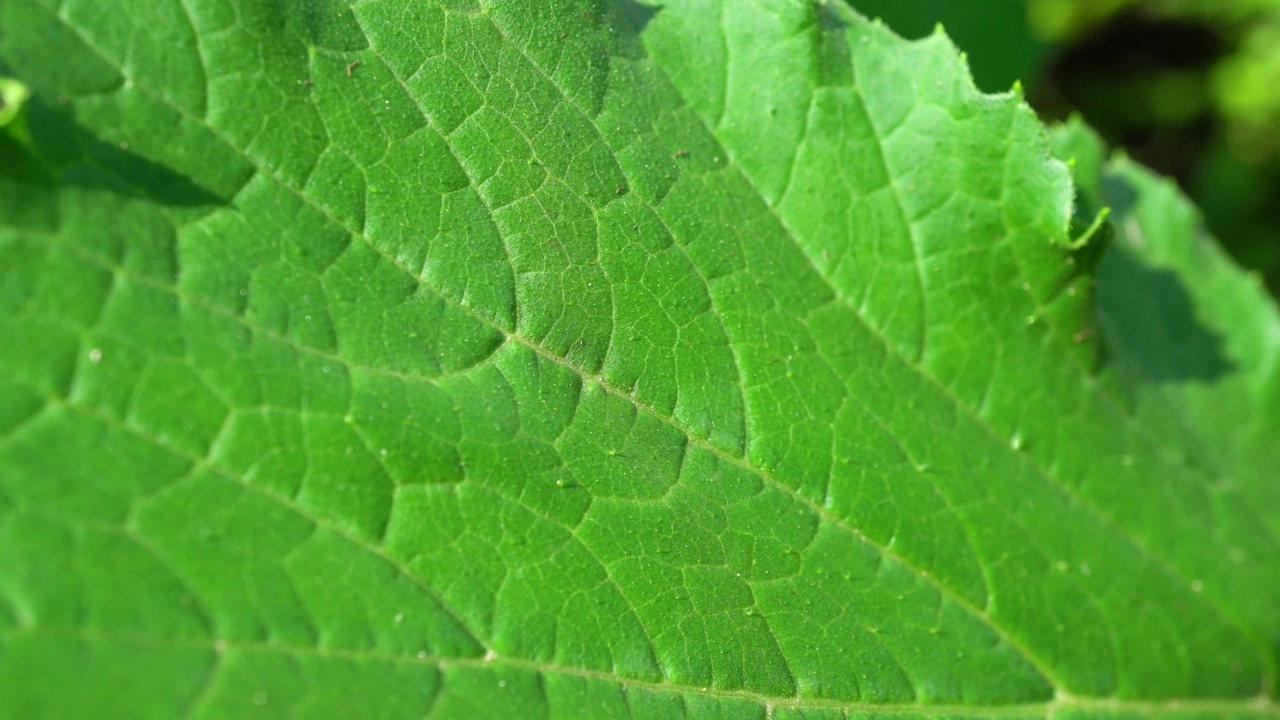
[{"left": 0, "top": 1, "right": 1278, "bottom": 718}]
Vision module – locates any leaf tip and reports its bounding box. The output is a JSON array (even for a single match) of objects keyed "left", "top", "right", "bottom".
[{"left": 1064, "top": 206, "right": 1111, "bottom": 250}]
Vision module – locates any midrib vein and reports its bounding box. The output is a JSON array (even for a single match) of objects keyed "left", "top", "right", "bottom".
[{"left": 4, "top": 625, "right": 1276, "bottom": 718}]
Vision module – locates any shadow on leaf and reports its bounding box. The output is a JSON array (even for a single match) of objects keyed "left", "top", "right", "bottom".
[
  {"left": 612, "top": 0, "right": 661, "bottom": 32},
  {"left": 4, "top": 98, "right": 227, "bottom": 209},
  {"left": 1094, "top": 178, "right": 1234, "bottom": 383}
]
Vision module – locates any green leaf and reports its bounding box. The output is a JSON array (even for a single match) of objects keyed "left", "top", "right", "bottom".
[{"left": 1, "top": 1, "right": 1278, "bottom": 718}]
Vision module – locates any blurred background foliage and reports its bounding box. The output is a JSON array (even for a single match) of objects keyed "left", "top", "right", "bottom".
[{"left": 848, "top": 0, "right": 1280, "bottom": 296}]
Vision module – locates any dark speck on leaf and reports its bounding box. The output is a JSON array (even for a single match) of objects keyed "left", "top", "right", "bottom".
[
  {"left": 346, "top": 60, "right": 361, "bottom": 77},
  {"left": 616, "top": 185, "right": 628, "bottom": 196}
]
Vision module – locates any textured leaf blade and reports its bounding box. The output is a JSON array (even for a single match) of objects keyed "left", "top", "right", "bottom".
[{"left": 0, "top": 0, "right": 1278, "bottom": 718}]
